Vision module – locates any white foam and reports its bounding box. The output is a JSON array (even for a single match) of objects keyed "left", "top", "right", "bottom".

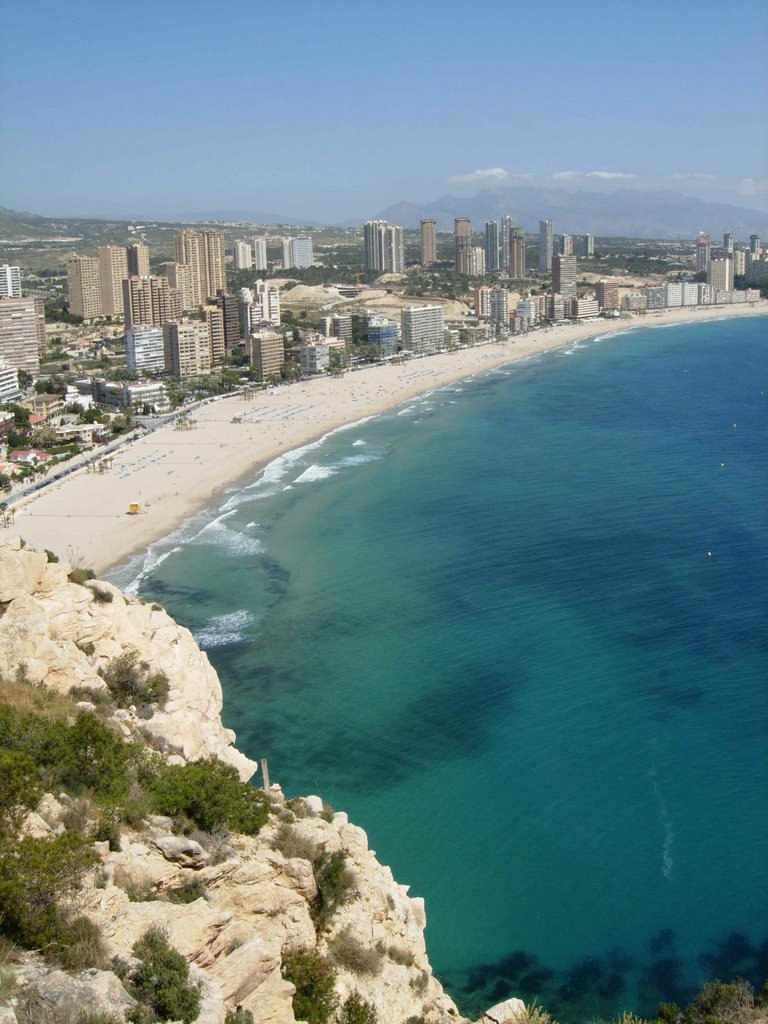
[
  {"left": 195, "top": 516, "right": 262, "bottom": 556},
  {"left": 352, "top": 439, "right": 366, "bottom": 446},
  {"left": 295, "top": 464, "right": 336, "bottom": 483},
  {"left": 193, "top": 609, "right": 253, "bottom": 649}
]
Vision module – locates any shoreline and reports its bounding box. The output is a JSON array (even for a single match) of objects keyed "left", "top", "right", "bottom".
[{"left": 7, "top": 302, "right": 766, "bottom": 575}]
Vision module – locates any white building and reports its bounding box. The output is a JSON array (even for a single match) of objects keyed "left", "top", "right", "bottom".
[
  {"left": 489, "top": 288, "right": 509, "bottom": 325},
  {"left": 254, "top": 280, "right": 281, "bottom": 327},
  {"left": 401, "top": 304, "right": 444, "bottom": 354},
  {"left": 0, "top": 359, "right": 20, "bottom": 404},
  {"left": 253, "top": 238, "right": 268, "bottom": 271},
  {"left": 281, "top": 238, "right": 292, "bottom": 269},
  {"left": 233, "top": 241, "right": 253, "bottom": 270},
  {"left": 300, "top": 343, "right": 329, "bottom": 374},
  {"left": 364, "top": 221, "right": 405, "bottom": 273},
  {"left": 283, "top": 237, "right": 313, "bottom": 269},
  {"left": 681, "top": 283, "right": 699, "bottom": 306},
  {"left": 665, "top": 282, "right": 683, "bottom": 307},
  {"left": 126, "top": 325, "right": 165, "bottom": 374},
  {"left": 515, "top": 298, "right": 539, "bottom": 322},
  {"left": 0, "top": 265, "right": 22, "bottom": 299},
  {"left": 708, "top": 257, "right": 734, "bottom": 292}
]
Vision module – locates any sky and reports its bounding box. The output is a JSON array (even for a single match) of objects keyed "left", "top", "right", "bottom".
[{"left": 1, "top": 0, "right": 766, "bottom": 222}]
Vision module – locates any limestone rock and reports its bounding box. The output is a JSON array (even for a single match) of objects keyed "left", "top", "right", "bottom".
[
  {"left": 153, "top": 834, "right": 210, "bottom": 869},
  {"left": 19, "top": 968, "right": 136, "bottom": 1023},
  {"left": 484, "top": 997, "right": 527, "bottom": 1024}
]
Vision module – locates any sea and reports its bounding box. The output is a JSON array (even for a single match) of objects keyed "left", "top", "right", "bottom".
[{"left": 110, "top": 316, "right": 768, "bottom": 1022}]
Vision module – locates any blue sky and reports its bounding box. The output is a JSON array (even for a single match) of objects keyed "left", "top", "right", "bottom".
[{"left": 1, "top": 0, "right": 766, "bottom": 221}]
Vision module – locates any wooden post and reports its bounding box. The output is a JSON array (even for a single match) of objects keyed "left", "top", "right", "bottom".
[{"left": 260, "top": 758, "right": 270, "bottom": 794}]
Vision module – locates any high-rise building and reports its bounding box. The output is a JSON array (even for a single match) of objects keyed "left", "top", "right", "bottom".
[
  {"left": 163, "top": 321, "right": 212, "bottom": 378},
  {"left": 469, "top": 247, "right": 486, "bottom": 276},
  {"left": 364, "top": 221, "right": 404, "bottom": 273},
  {"left": 247, "top": 328, "right": 284, "bottom": 379},
  {"left": 165, "top": 263, "right": 195, "bottom": 310},
  {"left": 538, "top": 220, "right": 553, "bottom": 272},
  {"left": 420, "top": 220, "right": 437, "bottom": 268},
  {"left": 474, "top": 286, "right": 491, "bottom": 318},
  {"left": 253, "top": 238, "right": 268, "bottom": 271},
  {"left": 596, "top": 280, "right": 620, "bottom": 309},
  {"left": 281, "top": 238, "right": 292, "bottom": 269},
  {"left": 201, "top": 303, "right": 226, "bottom": 365},
  {"left": 560, "top": 234, "right": 573, "bottom": 256},
  {"left": 0, "top": 297, "right": 43, "bottom": 373},
  {"left": 0, "top": 265, "right": 22, "bottom": 299},
  {"left": 401, "top": 304, "right": 444, "bottom": 354},
  {"left": 211, "top": 292, "right": 242, "bottom": 354},
  {"left": 695, "top": 232, "right": 711, "bottom": 273},
  {"left": 122, "top": 276, "right": 181, "bottom": 328},
  {"left": 233, "top": 241, "right": 253, "bottom": 270},
  {"left": 125, "top": 325, "right": 165, "bottom": 374},
  {"left": 489, "top": 288, "right": 509, "bottom": 326},
  {"left": 500, "top": 216, "right": 514, "bottom": 271},
  {"left": 749, "top": 234, "right": 760, "bottom": 254},
  {"left": 67, "top": 256, "right": 103, "bottom": 320},
  {"left": 552, "top": 254, "right": 577, "bottom": 297},
  {"left": 98, "top": 245, "right": 129, "bottom": 317},
  {"left": 290, "top": 237, "right": 314, "bottom": 268},
  {"left": 581, "top": 234, "right": 595, "bottom": 257},
  {"left": 174, "top": 230, "right": 225, "bottom": 307},
  {"left": 365, "top": 316, "right": 400, "bottom": 357},
  {"left": 707, "top": 257, "right": 733, "bottom": 292},
  {"left": 454, "top": 218, "right": 472, "bottom": 274},
  {"left": 509, "top": 228, "right": 526, "bottom": 280},
  {"left": 331, "top": 314, "right": 353, "bottom": 341},
  {"left": 485, "top": 221, "right": 500, "bottom": 272},
  {"left": 254, "top": 280, "right": 281, "bottom": 326},
  {"left": 723, "top": 233, "right": 734, "bottom": 254},
  {"left": 127, "top": 242, "right": 150, "bottom": 278},
  {"left": 732, "top": 249, "right": 746, "bottom": 276}
]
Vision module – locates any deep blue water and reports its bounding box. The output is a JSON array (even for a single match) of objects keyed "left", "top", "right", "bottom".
[{"left": 113, "top": 317, "right": 768, "bottom": 1020}]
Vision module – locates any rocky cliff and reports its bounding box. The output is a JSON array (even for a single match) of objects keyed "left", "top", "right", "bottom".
[{"left": 0, "top": 537, "right": 523, "bottom": 1024}]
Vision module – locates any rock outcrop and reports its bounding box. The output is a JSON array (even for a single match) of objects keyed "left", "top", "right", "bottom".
[{"left": 0, "top": 538, "right": 521, "bottom": 1024}]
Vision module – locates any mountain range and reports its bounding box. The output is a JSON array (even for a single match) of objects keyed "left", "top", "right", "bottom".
[{"left": 375, "top": 187, "right": 768, "bottom": 239}]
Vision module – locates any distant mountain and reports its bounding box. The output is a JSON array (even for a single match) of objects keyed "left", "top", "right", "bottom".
[{"left": 375, "top": 188, "right": 768, "bottom": 239}]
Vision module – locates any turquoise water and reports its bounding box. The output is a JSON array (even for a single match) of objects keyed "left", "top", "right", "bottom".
[{"left": 113, "top": 317, "right": 768, "bottom": 1020}]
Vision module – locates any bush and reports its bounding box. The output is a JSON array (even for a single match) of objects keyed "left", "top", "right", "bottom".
[
  {"left": 147, "top": 758, "right": 269, "bottom": 835},
  {"left": 44, "top": 549, "right": 59, "bottom": 563},
  {"left": 340, "top": 993, "right": 378, "bottom": 1024},
  {"left": 163, "top": 877, "right": 206, "bottom": 904},
  {"left": 225, "top": 1010, "right": 255, "bottom": 1024},
  {"left": 681, "top": 979, "right": 756, "bottom": 1024},
  {"left": 0, "top": 832, "right": 98, "bottom": 949},
  {"left": 91, "top": 587, "right": 114, "bottom": 604},
  {"left": 281, "top": 948, "right": 337, "bottom": 1024},
  {"left": 100, "top": 650, "right": 170, "bottom": 712},
  {"left": 286, "top": 796, "right": 309, "bottom": 819},
  {"left": 387, "top": 943, "right": 415, "bottom": 967},
  {"left": 57, "top": 915, "right": 108, "bottom": 970},
  {"left": 0, "top": 748, "right": 43, "bottom": 837},
  {"left": 69, "top": 567, "right": 95, "bottom": 585},
  {"left": 92, "top": 807, "right": 122, "bottom": 851},
  {"left": 328, "top": 929, "right": 384, "bottom": 975},
  {"left": 312, "top": 849, "right": 354, "bottom": 928},
  {"left": 130, "top": 926, "right": 200, "bottom": 1024},
  {"left": 272, "top": 822, "right": 318, "bottom": 862}
]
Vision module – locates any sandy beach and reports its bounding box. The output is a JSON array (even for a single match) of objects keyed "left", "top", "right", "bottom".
[{"left": 6, "top": 303, "right": 766, "bottom": 575}]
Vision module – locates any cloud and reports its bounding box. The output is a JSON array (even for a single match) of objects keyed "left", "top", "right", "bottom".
[
  {"left": 586, "top": 171, "right": 636, "bottom": 180},
  {"left": 447, "top": 167, "right": 510, "bottom": 184}
]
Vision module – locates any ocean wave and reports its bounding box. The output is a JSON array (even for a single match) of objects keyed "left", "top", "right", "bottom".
[
  {"left": 352, "top": 439, "right": 366, "bottom": 446},
  {"left": 193, "top": 609, "right": 253, "bottom": 649},
  {"left": 195, "top": 515, "right": 262, "bottom": 556},
  {"left": 295, "top": 464, "right": 336, "bottom": 482}
]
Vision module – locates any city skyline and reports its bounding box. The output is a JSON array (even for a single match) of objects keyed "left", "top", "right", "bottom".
[{"left": 0, "top": 0, "right": 766, "bottom": 222}]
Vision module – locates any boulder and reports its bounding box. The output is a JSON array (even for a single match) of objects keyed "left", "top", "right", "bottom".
[
  {"left": 18, "top": 968, "right": 136, "bottom": 1023},
  {"left": 153, "top": 835, "right": 210, "bottom": 869},
  {"left": 483, "top": 997, "right": 527, "bottom": 1024}
]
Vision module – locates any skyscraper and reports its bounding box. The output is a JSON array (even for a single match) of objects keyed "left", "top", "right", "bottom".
[
  {"left": 538, "top": 220, "right": 553, "bottom": 272},
  {"left": 508, "top": 228, "right": 526, "bottom": 280},
  {"left": 420, "top": 220, "right": 437, "bottom": 268},
  {"left": 0, "top": 266, "right": 22, "bottom": 299},
  {"left": 126, "top": 326, "right": 165, "bottom": 374},
  {"left": 67, "top": 256, "right": 103, "bottom": 320},
  {"left": 582, "top": 233, "right": 595, "bottom": 257},
  {"left": 500, "top": 215, "right": 514, "bottom": 271},
  {"left": 560, "top": 234, "right": 573, "bottom": 256},
  {"left": 749, "top": 234, "right": 760, "bottom": 254},
  {"left": 290, "top": 237, "right": 314, "bottom": 269},
  {"left": 165, "top": 263, "right": 194, "bottom": 310},
  {"left": 723, "top": 233, "right": 734, "bottom": 254},
  {"left": 127, "top": 242, "right": 150, "bottom": 278},
  {"left": 98, "top": 245, "right": 129, "bottom": 317},
  {"left": 0, "top": 297, "right": 43, "bottom": 373},
  {"left": 174, "top": 230, "right": 225, "bottom": 306},
  {"left": 552, "top": 254, "right": 577, "bottom": 297},
  {"left": 233, "top": 241, "right": 253, "bottom": 270},
  {"left": 695, "top": 232, "right": 711, "bottom": 273},
  {"left": 253, "top": 238, "right": 268, "bottom": 271},
  {"left": 364, "top": 221, "right": 404, "bottom": 273},
  {"left": 485, "top": 220, "right": 500, "bottom": 272},
  {"left": 122, "top": 276, "right": 181, "bottom": 328},
  {"left": 454, "top": 218, "right": 472, "bottom": 273},
  {"left": 707, "top": 257, "right": 733, "bottom": 292},
  {"left": 163, "top": 321, "right": 212, "bottom": 378}
]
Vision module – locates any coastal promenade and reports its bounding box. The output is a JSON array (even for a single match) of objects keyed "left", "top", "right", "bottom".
[{"left": 5, "top": 303, "right": 766, "bottom": 574}]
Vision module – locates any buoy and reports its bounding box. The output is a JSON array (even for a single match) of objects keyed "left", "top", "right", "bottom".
[
  {"left": 707, "top": 551, "right": 712, "bottom": 558},
  {"left": 732, "top": 423, "right": 737, "bottom": 428},
  {"left": 720, "top": 463, "right": 725, "bottom": 468}
]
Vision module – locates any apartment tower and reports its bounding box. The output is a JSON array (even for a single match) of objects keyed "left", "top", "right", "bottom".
[
  {"left": 420, "top": 220, "right": 437, "bottom": 268},
  {"left": 500, "top": 215, "right": 514, "bottom": 271},
  {"left": 0, "top": 296, "right": 44, "bottom": 373},
  {"left": 552, "top": 254, "right": 577, "bottom": 297},
  {"left": 485, "top": 221, "right": 500, "bottom": 272},
  {"left": 454, "top": 218, "right": 472, "bottom": 273},
  {"left": 538, "top": 220, "right": 553, "bottom": 272},
  {"left": 174, "top": 230, "right": 225, "bottom": 307},
  {"left": 122, "top": 276, "right": 182, "bottom": 328},
  {"left": 508, "top": 228, "right": 526, "bottom": 280},
  {"left": 98, "top": 245, "right": 129, "bottom": 317},
  {"left": 67, "top": 256, "right": 103, "bottom": 320},
  {"left": 0, "top": 265, "right": 22, "bottom": 299},
  {"left": 127, "top": 242, "right": 150, "bottom": 277}
]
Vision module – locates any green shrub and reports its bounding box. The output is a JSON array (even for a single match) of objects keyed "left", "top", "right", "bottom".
[
  {"left": 681, "top": 979, "right": 755, "bottom": 1024},
  {"left": 0, "top": 832, "right": 98, "bottom": 949},
  {"left": 225, "top": 1010, "right": 255, "bottom": 1024},
  {"left": 93, "top": 807, "right": 122, "bottom": 851},
  {"left": 130, "top": 926, "right": 200, "bottom": 1024},
  {"left": 312, "top": 849, "right": 354, "bottom": 928},
  {"left": 387, "top": 943, "right": 415, "bottom": 967},
  {"left": 147, "top": 758, "right": 269, "bottom": 835},
  {"left": 329, "top": 929, "right": 384, "bottom": 975},
  {"left": 57, "top": 915, "right": 108, "bottom": 970},
  {"left": 100, "top": 650, "right": 170, "bottom": 712},
  {"left": 340, "top": 993, "right": 378, "bottom": 1024},
  {"left": 320, "top": 802, "right": 335, "bottom": 822},
  {"left": 69, "top": 567, "right": 95, "bottom": 585},
  {"left": 286, "top": 796, "right": 309, "bottom": 819},
  {"left": 0, "top": 748, "right": 43, "bottom": 837},
  {"left": 281, "top": 948, "right": 337, "bottom": 1024},
  {"left": 91, "top": 587, "right": 114, "bottom": 604},
  {"left": 272, "top": 822, "right": 318, "bottom": 861},
  {"left": 163, "top": 877, "right": 206, "bottom": 904},
  {"left": 44, "top": 549, "right": 59, "bottom": 563}
]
